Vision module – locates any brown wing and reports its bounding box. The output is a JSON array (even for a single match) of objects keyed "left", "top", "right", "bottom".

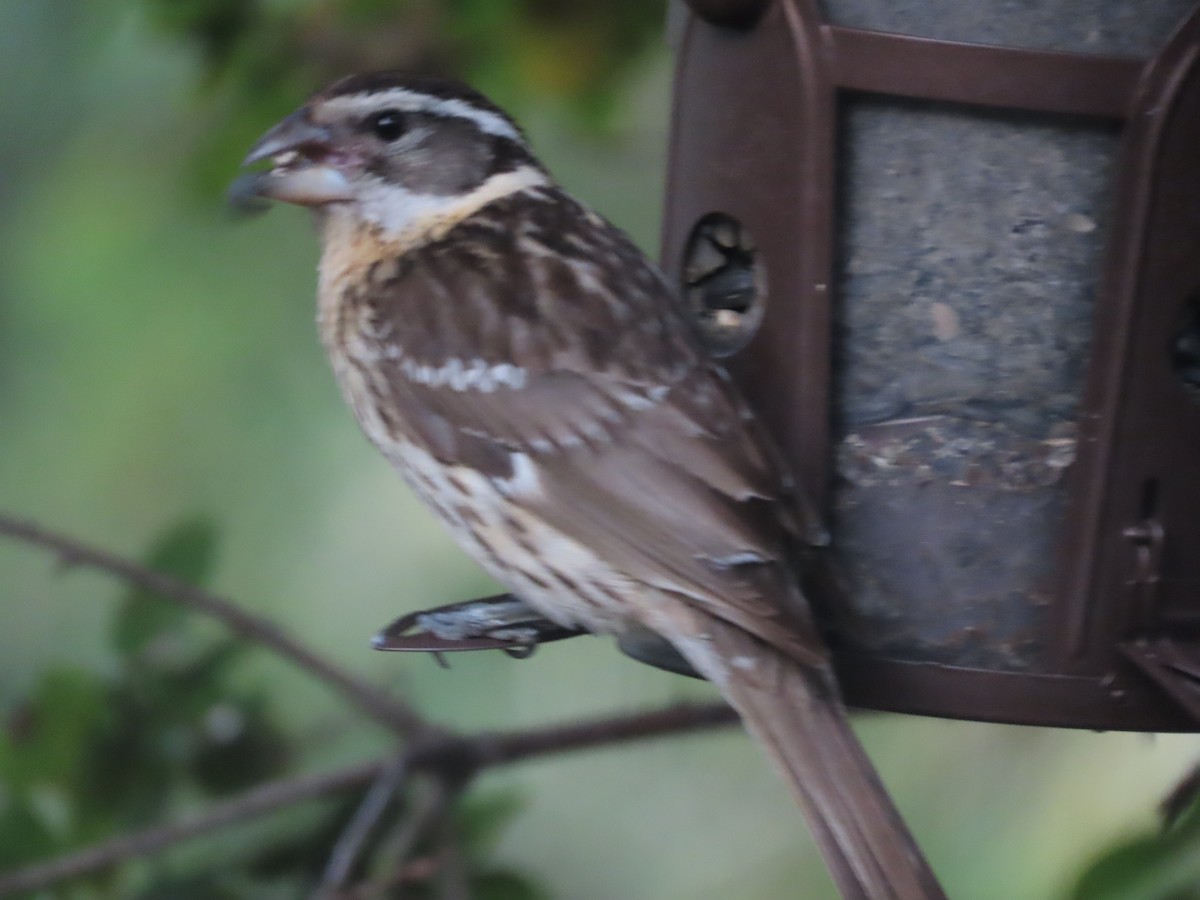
[{"left": 355, "top": 188, "right": 824, "bottom": 665}]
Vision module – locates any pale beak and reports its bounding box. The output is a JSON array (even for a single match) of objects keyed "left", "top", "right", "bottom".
[{"left": 234, "top": 112, "right": 355, "bottom": 207}]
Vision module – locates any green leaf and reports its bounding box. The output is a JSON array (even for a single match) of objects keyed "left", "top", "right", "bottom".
[
  {"left": 192, "top": 696, "right": 290, "bottom": 795},
  {"left": 142, "top": 0, "right": 260, "bottom": 68},
  {"left": 160, "top": 638, "right": 248, "bottom": 711},
  {"left": 134, "top": 871, "right": 245, "bottom": 900},
  {"left": 1071, "top": 815, "right": 1200, "bottom": 900},
  {"left": 112, "top": 516, "right": 218, "bottom": 661},
  {"left": 471, "top": 868, "right": 552, "bottom": 900},
  {"left": 0, "top": 793, "right": 59, "bottom": 869},
  {"left": 0, "top": 669, "right": 110, "bottom": 789},
  {"left": 1168, "top": 785, "right": 1200, "bottom": 841},
  {"left": 454, "top": 789, "right": 527, "bottom": 859},
  {"left": 79, "top": 686, "right": 176, "bottom": 827}
]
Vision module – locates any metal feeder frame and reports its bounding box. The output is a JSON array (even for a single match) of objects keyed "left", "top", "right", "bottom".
[{"left": 662, "top": 0, "right": 1200, "bottom": 731}]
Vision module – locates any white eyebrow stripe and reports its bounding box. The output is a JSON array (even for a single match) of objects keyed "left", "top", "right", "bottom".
[{"left": 323, "top": 89, "right": 524, "bottom": 142}]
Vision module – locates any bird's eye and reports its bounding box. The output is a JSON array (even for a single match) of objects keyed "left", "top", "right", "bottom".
[{"left": 366, "top": 109, "right": 407, "bottom": 142}]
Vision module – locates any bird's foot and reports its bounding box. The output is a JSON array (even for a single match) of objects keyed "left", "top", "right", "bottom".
[
  {"left": 373, "top": 593, "right": 701, "bottom": 678},
  {"left": 372, "top": 593, "right": 583, "bottom": 664}
]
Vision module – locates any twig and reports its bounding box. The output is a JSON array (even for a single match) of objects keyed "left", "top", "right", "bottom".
[
  {"left": 1162, "top": 759, "right": 1200, "bottom": 828},
  {"left": 0, "top": 512, "right": 424, "bottom": 736},
  {"left": 0, "top": 759, "right": 388, "bottom": 897},
  {"left": 382, "top": 781, "right": 452, "bottom": 891},
  {"left": 341, "top": 781, "right": 448, "bottom": 899},
  {"left": 453, "top": 699, "right": 739, "bottom": 769},
  {"left": 0, "top": 702, "right": 736, "bottom": 897},
  {"left": 433, "top": 778, "right": 471, "bottom": 900},
  {"left": 0, "top": 511, "right": 739, "bottom": 897},
  {"left": 317, "top": 755, "right": 410, "bottom": 895}
]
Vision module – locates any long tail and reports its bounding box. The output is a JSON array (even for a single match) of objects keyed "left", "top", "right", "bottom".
[{"left": 676, "top": 619, "right": 946, "bottom": 900}]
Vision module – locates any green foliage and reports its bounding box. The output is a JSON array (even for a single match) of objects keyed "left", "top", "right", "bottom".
[
  {"left": 0, "top": 518, "right": 544, "bottom": 897},
  {"left": 133, "top": 0, "right": 666, "bottom": 196},
  {"left": 1071, "top": 787, "right": 1200, "bottom": 900},
  {"left": 470, "top": 869, "right": 552, "bottom": 900},
  {"left": 0, "top": 518, "right": 286, "bottom": 881},
  {"left": 112, "top": 516, "right": 217, "bottom": 659},
  {"left": 142, "top": 0, "right": 256, "bottom": 69},
  {"left": 443, "top": 0, "right": 667, "bottom": 120},
  {"left": 456, "top": 792, "right": 549, "bottom": 900},
  {"left": 0, "top": 671, "right": 112, "bottom": 865},
  {"left": 363, "top": 789, "right": 547, "bottom": 900},
  {"left": 456, "top": 788, "right": 526, "bottom": 860}
]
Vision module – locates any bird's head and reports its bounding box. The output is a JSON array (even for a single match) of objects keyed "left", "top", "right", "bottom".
[{"left": 236, "top": 73, "right": 548, "bottom": 242}]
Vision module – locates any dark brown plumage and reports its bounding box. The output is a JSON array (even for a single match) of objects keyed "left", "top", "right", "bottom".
[{"left": 240, "top": 73, "right": 943, "bottom": 899}]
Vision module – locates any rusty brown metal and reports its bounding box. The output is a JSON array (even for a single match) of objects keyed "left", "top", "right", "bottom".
[
  {"left": 662, "top": 1, "right": 1200, "bottom": 730},
  {"left": 827, "top": 26, "right": 1143, "bottom": 117},
  {"left": 1122, "top": 639, "right": 1200, "bottom": 722},
  {"left": 663, "top": 0, "right": 837, "bottom": 515}
]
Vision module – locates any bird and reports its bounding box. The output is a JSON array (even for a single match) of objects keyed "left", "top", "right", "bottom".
[{"left": 237, "top": 72, "right": 943, "bottom": 899}]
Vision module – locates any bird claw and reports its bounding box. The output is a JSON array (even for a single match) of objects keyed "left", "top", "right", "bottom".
[
  {"left": 371, "top": 593, "right": 584, "bottom": 662},
  {"left": 372, "top": 593, "right": 702, "bottom": 679}
]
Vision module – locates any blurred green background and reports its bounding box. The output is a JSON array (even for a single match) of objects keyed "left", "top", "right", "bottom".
[{"left": 1, "top": 2, "right": 1198, "bottom": 898}]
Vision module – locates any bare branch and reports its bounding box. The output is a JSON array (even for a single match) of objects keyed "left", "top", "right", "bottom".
[
  {"left": 0, "top": 511, "right": 739, "bottom": 897},
  {"left": 0, "top": 758, "right": 388, "bottom": 897},
  {"left": 316, "top": 755, "right": 410, "bottom": 896},
  {"left": 0, "top": 512, "right": 424, "bottom": 736},
  {"left": 457, "top": 700, "right": 739, "bottom": 770},
  {"left": 343, "top": 781, "right": 449, "bottom": 899},
  {"left": 390, "top": 783, "right": 453, "bottom": 888},
  {"left": 0, "top": 701, "right": 735, "bottom": 897},
  {"left": 432, "top": 779, "right": 471, "bottom": 900}
]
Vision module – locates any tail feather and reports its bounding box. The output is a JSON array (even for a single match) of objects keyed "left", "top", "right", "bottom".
[{"left": 677, "top": 619, "right": 945, "bottom": 900}]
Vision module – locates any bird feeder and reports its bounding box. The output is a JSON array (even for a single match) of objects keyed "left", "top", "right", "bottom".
[
  {"left": 376, "top": 0, "right": 1200, "bottom": 734},
  {"left": 662, "top": 0, "right": 1200, "bottom": 730}
]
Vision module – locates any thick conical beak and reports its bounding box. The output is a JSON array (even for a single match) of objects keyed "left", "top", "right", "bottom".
[
  {"left": 243, "top": 112, "right": 331, "bottom": 166},
  {"left": 234, "top": 112, "right": 354, "bottom": 207}
]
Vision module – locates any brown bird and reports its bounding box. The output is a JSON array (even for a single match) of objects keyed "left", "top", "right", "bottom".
[{"left": 239, "top": 73, "right": 942, "bottom": 899}]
